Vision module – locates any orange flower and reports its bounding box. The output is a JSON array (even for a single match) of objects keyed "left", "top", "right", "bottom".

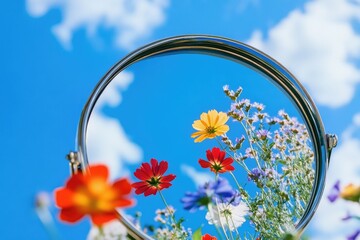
[
  {"left": 191, "top": 110, "right": 229, "bottom": 143},
  {"left": 202, "top": 233, "right": 217, "bottom": 240},
  {"left": 54, "top": 164, "right": 133, "bottom": 226}
]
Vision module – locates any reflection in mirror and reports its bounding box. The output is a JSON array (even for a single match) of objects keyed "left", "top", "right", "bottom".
[{"left": 86, "top": 53, "right": 315, "bottom": 239}]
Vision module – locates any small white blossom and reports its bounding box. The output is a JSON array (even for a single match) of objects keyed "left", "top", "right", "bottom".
[{"left": 205, "top": 202, "right": 249, "bottom": 231}]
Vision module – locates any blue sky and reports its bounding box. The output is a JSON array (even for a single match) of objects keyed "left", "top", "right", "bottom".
[{"left": 1, "top": 0, "right": 360, "bottom": 239}]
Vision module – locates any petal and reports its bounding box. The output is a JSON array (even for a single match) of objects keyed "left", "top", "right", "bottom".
[
  {"left": 223, "top": 165, "right": 235, "bottom": 172},
  {"left": 194, "top": 134, "right": 208, "bottom": 143},
  {"left": 200, "top": 112, "right": 210, "bottom": 125},
  {"left": 215, "top": 112, "right": 229, "bottom": 127},
  {"left": 88, "top": 165, "right": 109, "bottom": 180},
  {"left": 59, "top": 207, "right": 85, "bottom": 223},
  {"left": 66, "top": 174, "right": 85, "bottom": 190},
  {"left": 221, "top": 157, "right": 234, "bottom": 166},
  {"left": 134, "top": 167, "right": 151, "bottom": 181},
  {"left": 144, "top": 187, "right": 158, "bottom": 196},
  {"left": 132, "top": 181, "right": 148, "bottom": 189},
  {"left": 141, "top": 162, "right": 153, "bottom": 177},
  {"left": 90, "top": 212, "right": 118, "bottom": 226},
  {"left": 161, "top": 174, "right": 176, "bottom": 183},
  {"left": 158, "top": 161, "right": 169, "bottom": 176},
  {"left": 199, "top": 159, "right": 211, "bottom": 168},
  {"left": 134, "top": 185, "right": 150, "bottom": 195},
  {"left": 113, "top": 198, "right": 134, "bottom": 208},
  {"left": 218, "top": 149, "right": 226, "bottom": 161},
  {"left": 208, "top": 110, "right": 218, "bottom": 127},
  {"left": 215, "top": 125, "right": 229, "bottom": 135},
  {"left": 211, "top": 147, "right": 221, "bottom": 160},
  {"left": 158, "top": 182, "right": 172, "bottom": 189},
  {"left": 191, "top": 131, "right": 205, "bottom": 138},
  {"left": 113, "top": 178, "right": 132, "bottom": 195},
  {"left": 206, "top": 149, "right": 214, "bottom": 161},
  {"left": 54, "top": 188, "right": 74, "bottom": 208},
  {"left": 192, "top": 120, "right": 207, "bottom": 131},
  {"left": 150, "top": 158, "right": 159, "bottom": 175}
]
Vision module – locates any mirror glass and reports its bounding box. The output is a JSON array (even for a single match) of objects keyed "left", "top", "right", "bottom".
[{"left": 86, "top": 53, "right": 315, "bottom": 239}]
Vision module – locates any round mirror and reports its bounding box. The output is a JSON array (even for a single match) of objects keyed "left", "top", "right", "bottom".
[{"left": 74, "top": 35, "right": 334, "bottom": 239}]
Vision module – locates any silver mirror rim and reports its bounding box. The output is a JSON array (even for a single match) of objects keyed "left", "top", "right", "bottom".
[{"left": 75, "top": 34, "right": 330, "bottom": 239}]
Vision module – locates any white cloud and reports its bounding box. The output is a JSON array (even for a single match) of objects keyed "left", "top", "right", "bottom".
[
  {"left": 26, "top": 0, "right": 169, "bottom": 50},
  {"left": 181, "top": 164, "right": 213, "bottom": 187},
  {"left": 87, "top": 72, "right": 142, "bottom": 179},
  {"left": 247, "top": 0, "right": 360, "bottom": 108},
  {"left": 309, "top": 113, "right": 360, "bottom": 239}
]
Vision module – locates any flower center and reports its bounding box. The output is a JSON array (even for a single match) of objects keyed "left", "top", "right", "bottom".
[
  {"left": 211, "top": 163, "right": 223, "bottom": 172},
  {"left": 206, "top": 126, "right": 216, "bottom": 134},
  {"left": 147, "top": 176, "right": 161, "bottom": 187},
  {"left": 221, "top": 208, "right": 232, "bottom": 217}
]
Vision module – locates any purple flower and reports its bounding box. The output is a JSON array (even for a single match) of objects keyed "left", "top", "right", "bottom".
[
  {"left": 328, "top": 180, "right": 341, "bottom": 203},
  {"left": 245, "top": 148, "right": 255, "bottom": 158},
  {"left": 248, "top": 168, "right": 265, "bottom": 181},
  {"left": 181, "top": 178, "right": 235, "bottom": 212},
  {"left": 256, "top": 129, "right": 271, "bottom": 140},
  {"left": 348, "top": 230, "right": 360, "bottom": 240}
]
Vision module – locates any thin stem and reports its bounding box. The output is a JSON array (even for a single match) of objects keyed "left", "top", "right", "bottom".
[
  {"left": 214, "top": 199, "right": 230, "bottom": 240},
  {"left": 158, "top": 190, "right": 179, "bottom": 232},
  {"left": 207, "top": 204, "right": 224, "bottom": 240}
]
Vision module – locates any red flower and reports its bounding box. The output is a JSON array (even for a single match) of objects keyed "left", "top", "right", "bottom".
[
  {"left": 199, "top": 147, "right": 234, "bottom": 174},
  {"left": 54, "top": 164, "right": 133, "bottom": 226},
  {"left": 202, "top": 233, "right": 217, "bottom": 240},
  {"left": 132, "top": 158, "right": 176, "bottom": 196}
]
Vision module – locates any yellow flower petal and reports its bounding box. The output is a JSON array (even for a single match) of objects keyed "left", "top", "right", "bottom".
[
  {"left": 194, "top": 134, "right": 208, "bottom": 143},
  {"left": 192, "top": 120, "right": 207, "bottom": 131},
  {"left": 215, "top": 112, "right": 229, "bottom": 127},
  {"left": 216, "top": 125, "right": 229, "bottom": 135},
  {"left": 200, "top": 112, "right": 210, "bottom": 126},
  {"left": 191, "top": 131, "right": 205, "bottom": 138},
  {"left": 208, "top": 110, "right": 219, "bottom": 127}
]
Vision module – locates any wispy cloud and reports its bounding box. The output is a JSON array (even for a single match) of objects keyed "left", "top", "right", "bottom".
[
  {"left": 247, "top": 0, "right": 360, "bottom": 108},
  {"left": 310, "top": 113, "right": 360, "bottom": 239},
  {"left": 181, "top": 164, "right": 213, "bottom": 187},
  {"left": 87, "top": 72, "right": 142, "bottom": 179},
  {"left": 26, "top": 0, "right": 169, "bottom": 50}
]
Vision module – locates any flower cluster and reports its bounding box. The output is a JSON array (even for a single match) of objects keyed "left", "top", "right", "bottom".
[{"left": 44, "top": 84, "right": 318, "bottom": 240}]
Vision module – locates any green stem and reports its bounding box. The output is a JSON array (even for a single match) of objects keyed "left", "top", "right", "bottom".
[{"left": 158, "top": 190, "right": 179, "bottom": 232}]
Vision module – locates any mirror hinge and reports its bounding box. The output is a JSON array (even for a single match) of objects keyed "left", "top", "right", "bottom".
[
  {"left": 66, "top": 151, "right": 82, "bottom": 175},
  {"left": 326, "top": 134, "right": 338, "bottom": 167}
]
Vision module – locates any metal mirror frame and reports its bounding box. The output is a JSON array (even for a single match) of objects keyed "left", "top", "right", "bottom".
[{"left": 68, "top": 35, "right": 337, "bottom": 239}]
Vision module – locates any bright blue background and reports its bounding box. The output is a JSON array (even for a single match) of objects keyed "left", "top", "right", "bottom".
[{"left": 1, "top": 0, "right": 360, "bottom": 239}]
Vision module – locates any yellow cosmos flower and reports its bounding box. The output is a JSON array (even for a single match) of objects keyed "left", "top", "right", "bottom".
[
  {"left": 191, "top": 110, "right": 229, "bottom": 143},
  {"left": 340, "top": 184, "right": 360, "bottom": 202}
]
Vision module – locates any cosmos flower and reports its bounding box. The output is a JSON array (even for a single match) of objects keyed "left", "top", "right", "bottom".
[
  {"left": 191, "top": 110, "right": 229, "bottom": 143},
  {"left": 54, "top": 164, "right": 133, "bottom": 226},
  {"left": 199, "top": 147, "right": 234, "bottom": 174},
  {"left": 340, "top": 184, "right": 360, "bottom": 202},
  {"left": 202, "top": 233, "right": 217, "bottom": 240},
  {"left": 205, "top": 201, "right": 249, "bottom": 231},
  {"left": 132, "top": 158, "right": 176, "bottom": 196}
]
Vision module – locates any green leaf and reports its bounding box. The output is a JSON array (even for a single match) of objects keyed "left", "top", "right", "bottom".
[{"left": 192, "top": 227, "right": 202, "bottom": 240}]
